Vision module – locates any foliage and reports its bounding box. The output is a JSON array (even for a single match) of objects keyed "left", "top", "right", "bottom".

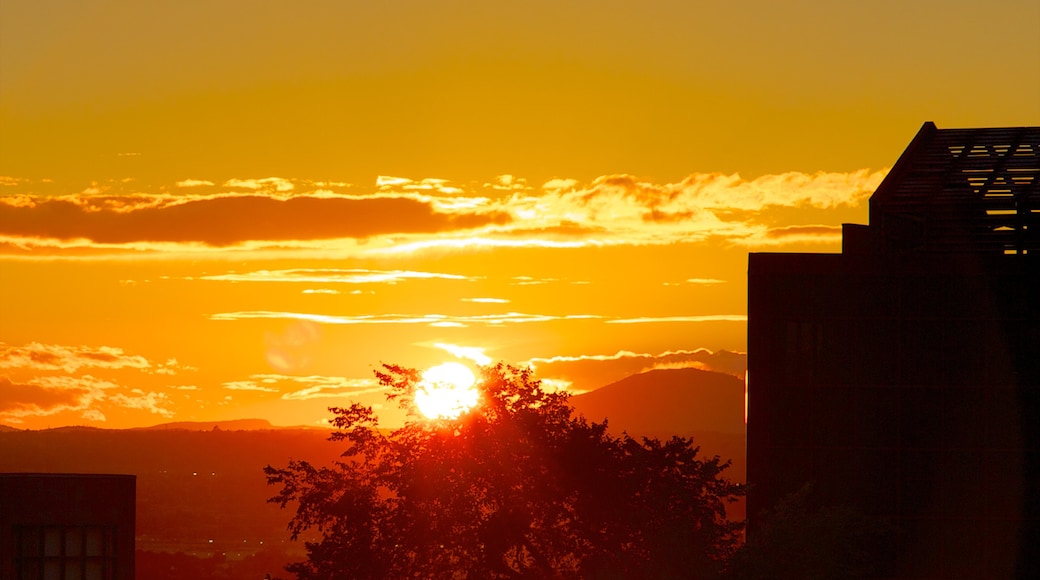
[{"left": 265, "top": 363, "right": 744, "bottom": 579}]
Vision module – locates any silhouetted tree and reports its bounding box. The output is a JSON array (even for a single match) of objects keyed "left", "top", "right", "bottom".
[{"left": 265, "top": 363, "right": 744, "bottom": 579}]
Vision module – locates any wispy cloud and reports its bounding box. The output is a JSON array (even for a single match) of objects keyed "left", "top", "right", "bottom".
[
  {"left": 0, "top": 376, "right": 97, "bottom": 419},
  {"left": 0, "top": 375, "right": 173, "bottom": 423},
  {"left": 198, "top": 268, "right": 477, "bottom": 285},
  {"left": 222, "top": 381, "right": 280, "bottom": 393},
  {"left": 606, "top": 315, "right": 747, "bottom": 324},
  {"left": 476, "top": 171, "right": 882, "bottom": 246},
  {"left": 0, "top": 191, "right": 509, "bottom": 250},
  {"left": 230, "top": 374, "right": 385, "bottom": 401},
  {"left": 0, "top": 343, "right": 151, "bottom": 373},
  {"left": 210, "top": 311, "right": 603, "bottom": 326},
  {"left": 0, "top": 169, "right": 881, "bottom": 257},
  {"left": 0, "top": 343, "right": 188, "bottom": 424},
  {"left": 106, "top": 391, "right": 174, "bottom": 417},
  {"left": 761, "top": 224, "right": 844, "bottom": 244},
  {"left": 223, "top": 177, "right": 294, "bottom": 191},
  {"left": 175, "top": 179, "right": 214, "bottom": 188},
  {"left": 377, "top": 176, "right": 463, "bottom": 195},
  {"left": 484, "top": 174, "right": 530, "bottom": 192},
  {"left": 428, "top": 343, "right": 493, "bottom": 366},
  {"left": 210, "top": 311, "right": 746, "bottom": 327},
  {"left": 368, "top": 237, "right": 605, "bottom": 256},
  {"left": 522, "top": 348, "right": 747, "bottom": 392}
]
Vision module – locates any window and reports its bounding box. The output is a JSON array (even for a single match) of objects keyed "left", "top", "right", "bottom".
[{"left": 16, "top": 526, "right": 116, "bottom": 580}]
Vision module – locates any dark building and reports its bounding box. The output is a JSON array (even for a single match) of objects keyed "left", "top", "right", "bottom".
[
  {"left": 747, "top": 122, "right": 1039, "bottom": 578},
  {"left": 0, "top": 473, "right": 136, "bottom": 580}
]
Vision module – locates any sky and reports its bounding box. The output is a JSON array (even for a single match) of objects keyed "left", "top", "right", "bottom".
[{"left": 2, "top": 0, "right": 1038, "bottom": 429}]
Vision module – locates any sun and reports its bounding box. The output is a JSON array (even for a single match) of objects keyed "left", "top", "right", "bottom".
[{"left": 414, "top": 362, "right": 479, "bottom": 420}]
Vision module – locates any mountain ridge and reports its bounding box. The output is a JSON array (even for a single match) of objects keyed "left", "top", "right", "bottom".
[{"left": 571, "top": 367, "right": 745, "bottom": 436}]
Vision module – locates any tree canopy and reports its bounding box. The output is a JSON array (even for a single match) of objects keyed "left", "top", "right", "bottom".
[{"left": 265, "top": 363, "right": 744, "bottom": 579}]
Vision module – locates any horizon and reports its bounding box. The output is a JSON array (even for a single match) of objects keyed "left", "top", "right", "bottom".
[
  {"left": 2, "top": 0, "right": 1039, "bottom": 430},
  {"left": 0, "top": 358, "right": 747, "bottom": 431}
]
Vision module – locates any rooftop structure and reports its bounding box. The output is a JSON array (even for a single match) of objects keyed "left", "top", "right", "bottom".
[{"left": 747, "top": 122, "right": 1039, "bottom": 578}]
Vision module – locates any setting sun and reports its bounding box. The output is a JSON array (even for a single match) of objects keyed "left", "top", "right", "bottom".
[{"left": 414, "top": 362, "right": 480, "bottom": 420}]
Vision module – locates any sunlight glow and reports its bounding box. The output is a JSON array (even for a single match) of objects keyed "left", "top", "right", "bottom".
[{"left": 415, "top": 362, "right": 479, "bottom": 420}]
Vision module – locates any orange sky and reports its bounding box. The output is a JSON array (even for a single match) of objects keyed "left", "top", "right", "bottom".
[{"left": 2, "top": 0, "right": 1038, "bottom": 429}]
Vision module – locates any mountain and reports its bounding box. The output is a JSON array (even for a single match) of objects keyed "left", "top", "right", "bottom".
[
  {"left": 0, "top": 424, "right": 23, "bottom": 432},
  {"left": 571, "top": 367, "right": 745, "bottom": 436},
  {"left": 570, "top": 367, "right": 747, "bottom": 502}
]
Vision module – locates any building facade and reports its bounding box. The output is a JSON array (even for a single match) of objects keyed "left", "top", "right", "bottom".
[
  {"left": 0, "top": 473, "right": 136, "bottom": 580},
  {"left": 747, "top": 123, "right": 1039, "bottom": 578}
]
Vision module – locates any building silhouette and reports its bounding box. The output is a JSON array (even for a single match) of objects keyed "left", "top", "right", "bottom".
[
  {"left": 0, "top": 473, "right": 136, "bottom": 580},
  {"left": 747, "top": 122, "right": 1039, "bottom": 578}
]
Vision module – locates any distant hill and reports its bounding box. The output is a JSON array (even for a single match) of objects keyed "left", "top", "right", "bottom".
[
  {"left": 571, "top": 367, "right": 745, "bottom": 436},
  {"left": 0, "top": 426, "right": 343, "bottom": 556},
  {"left": 134, "top": 418, "right": 281, "bottom": 431},
  {"left": 0, "top": 424, "right": 23, "bottom": 432},
  {"left": 570, "top": 367, "right": 746, "bottom": 509}
]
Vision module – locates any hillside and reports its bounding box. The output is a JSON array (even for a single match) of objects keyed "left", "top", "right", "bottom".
[
  {"left": 0, "top": 371, "right": 750, "bottom": 573},
  {"left": 0, "top": 427, "right": 341, "bottom": 556},
  {"left": 571, "top": 367, "right": 745, "bottom": 436},
  {"left": 570, "top": 367, "right": 747, "bottom": 498},
  {"left": 133, "top": 418, "right": 281, "bottom": 431}
]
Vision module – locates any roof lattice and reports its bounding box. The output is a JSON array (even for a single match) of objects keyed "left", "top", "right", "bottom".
[{"left": 869, "top": 122, "right": 1040, "bottom": 254}]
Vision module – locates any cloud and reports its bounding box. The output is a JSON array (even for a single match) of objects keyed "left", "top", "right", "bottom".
[
  {"left": 762, "top": 224, "right": 844, "bottom": 243},
  {"left": 211, "top": 311, "right": 744, "bottom": 327},
  {"left": 511, "top": 276, "right": 558, "bottom": 286},
  {"left": 175, "top": 179, "right": 215, "bottom": 188},
  {"left": 0, "top": 376, "right": 93, "bottom": 416},
  {"left": 662, "top": 278, "right": 727, "bottom": 286},
  {"left": 428, "top": 343, "right": 492, "bottom": 366},
  {"left": 522, "top": 348, "right": 747, "bottom": 392},
  {"left": 461, "top": 297, "right": 510, "bottom": 304},
  {"left": 0, "top": 374, "right": 173, "bottom": 422},
  {"left": 377, "top": 176, "right": 463, "bottom": 195},
  {"left": 229, "top": 374, "right": 385, "bottom": 401},
  {"left": 223, "top": 177, "right": 294, "bottom": 191},
  {"left": 0, "top": 169, "right": 881, "bottom": 257},
  {"left": 106, "top": 391, "right": 174, "bottom": 417},
  {"left": 368, "top": 236, "right": 604, "bottom": 256},
  {"left": 154, "top": 358, "right": 193, "bottom": 375},
  {"left": 0, "top": 343, "right": 151, "bottom": 373},
  {"left": 222, "top": 381, "right": 280, "bottom": 393},
  {"left": 211, "top": 311, "right": 602, "bottom": 326},
  {"left": 482, "top": 170, "right": 883, "bottom": 246},
  {"left": 81, "top": 409, "right": 107, "bottom": 422},
  {"left": 198, "top": 268, "right": 478, "bottom": 285},
  {"left": 484, "top": 175, "right": 530, "bottom": 192},
  {"left": 0, "top": 192, "right": 511, "bottom": 248},
  {"left": 479, "top": 170, "right": 880, "bottom": 249},
  {"left": 606, "top": 315, "right": 747, "bottom": 324}
]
